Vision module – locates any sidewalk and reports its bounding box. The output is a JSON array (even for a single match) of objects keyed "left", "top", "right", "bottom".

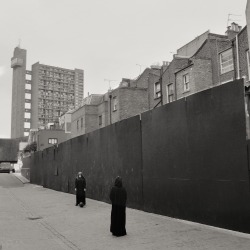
[{"left": 1, "top": 182, "right": 250, "bottom": 250}]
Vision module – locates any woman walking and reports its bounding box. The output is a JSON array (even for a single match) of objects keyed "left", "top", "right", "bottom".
[
  {"left": 110, "top": 176, "right": 127, "bottom": 237},
  {"left": 75, "top": 172, "right": 86, "bottom": 207}
]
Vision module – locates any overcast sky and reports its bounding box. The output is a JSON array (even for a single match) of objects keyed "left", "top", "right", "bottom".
[{"left": 0, "top": 0, "right": 247, "bottom": 138}]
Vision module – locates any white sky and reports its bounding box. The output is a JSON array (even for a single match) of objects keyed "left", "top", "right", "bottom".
[{"left": 0, "top": 0, "right": 247, "bottom": 138}]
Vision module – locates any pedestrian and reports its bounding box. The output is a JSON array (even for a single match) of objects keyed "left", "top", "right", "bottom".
[
  {"left": 110, "top": 176, "right": 127, "bottom": 237},
  {"left": 75, "top": 172, "right": 86, "bottom": 207}
]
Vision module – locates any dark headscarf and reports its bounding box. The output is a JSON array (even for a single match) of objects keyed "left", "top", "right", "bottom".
[
  {"left": 77, "top": 172, "right": 83, "bottom": 179},
  {"left": 110, "top": 176, "right": 127, "bottom": 206},
  {"left": 115, "top": 176, "right": 122, "bottom": 188},
  {"left": 75, "top": 172, "right": 86, "bottom": 193}
]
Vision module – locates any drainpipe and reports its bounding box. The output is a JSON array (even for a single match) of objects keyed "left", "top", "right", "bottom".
[
  {"left": 174, "top": 72, "right": 177, "bottom": 101},
  {"left": 160, "top": 66, "right": 163, "bottom": 106},
  {"left": 232, "top": 40, "right": 237, "bottom": 80},
  {"left": 235, "top": 34, "right": 240, "bottom": 79},
  {"left": 109, "top": 93, "right": 112, "bottom": 125}
]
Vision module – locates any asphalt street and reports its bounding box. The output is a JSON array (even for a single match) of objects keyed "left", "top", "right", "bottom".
[{"left": 0, "top": 173, "right": 250, "bottom": 250}]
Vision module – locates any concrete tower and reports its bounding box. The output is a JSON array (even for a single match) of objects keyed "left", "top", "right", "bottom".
[{"left": 10, "top": 47, "right": 28, "bottom": 138}]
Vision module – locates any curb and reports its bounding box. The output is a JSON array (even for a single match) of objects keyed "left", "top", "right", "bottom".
[{"left": 12, "top": 173, "right": 30, "bottom": 184}]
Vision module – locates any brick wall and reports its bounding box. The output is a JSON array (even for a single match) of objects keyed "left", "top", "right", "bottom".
[
  {"left": 194, "top": 37, "right": 234, "bottom": 85},
  {"left": 161, "top": 58, "right": 189, "bottom": 105},
  {"left": 176, "top": 58, "right": 213, "bottom": 99},
  {"left": 119, "top": 87, "right": 148, "bottom": 120},
  {"left": 85, "top": 105, "right": 98, "bottom": 134},
  {"left": 131, "top": 68, "right": 151, "bottom": 88},
  {"left": 237, "top": 27, "right": 249, "bottom": 81},
  {"left": 98, "top": 101, "right": 108, "bottom": 128},
  {"left": 110, "top": 88, "right": 120, "bottom": 124},
  {"left": 71, "top": 106, "right": 86, "bottom": 138},
  {"left": 147, "top": 71, "right": 160, "bottom": 109}
]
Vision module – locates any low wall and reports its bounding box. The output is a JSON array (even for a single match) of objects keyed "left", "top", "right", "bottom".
[
  {"left": 26, "top": 80, "right": 250, "bottom": 233},
  {"left": 30, "top": 116, "right": 143, "bottom": 210}
]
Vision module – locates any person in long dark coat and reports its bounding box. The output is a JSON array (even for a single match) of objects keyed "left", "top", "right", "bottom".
[
  {"left": 110, "top": 176, "right": 127, "bottom": 237},
  {"left": 75, "top": 172, "right": 86, "bottom": 206}
]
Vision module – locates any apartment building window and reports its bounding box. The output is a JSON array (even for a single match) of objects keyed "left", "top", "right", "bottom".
[
  {"left": 25, "top": 84, "right": 31, "bottom": 90},
  {"left": 220, "top": 48, "right": 234, "bottom": 74},
  {"left": 247, "top": 50, "right": 250, "bottom": 81},
  {"left": 24, "top": 122, "right": 30, "bottom": 129},
  {"left": 26, "top": 74, "right": 31, "bottom": 80},
  {"left": 25, "top": 93, "right": 31, "bottom": 100},
  {"left": 167, "top": 83, "right": 174, "bottom": 103},
  {"left": 24, "top": 112, "right": 31, "bottom": 119},
  {"left": 48, "top": 138, "right": 58, "bottom": 144},
  {"left": 25, "top": 103, "right": 31, "bottom": 109},
  {"left": 183, "top": 73, "right": 190, "bottom": 92},
  {"left": 154, "top": 82, "right": 161, "bottom": 99},
  {"left": 113, "top": 97, "right": 117, "bottom": 111},
  {"left": 99, "top": 115, "right": 102, "bottom": 125}
]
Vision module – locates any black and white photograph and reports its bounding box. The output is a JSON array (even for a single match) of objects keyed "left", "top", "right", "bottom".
[{"left": 1, "top": 0, "right": 250, "bottom": 249}]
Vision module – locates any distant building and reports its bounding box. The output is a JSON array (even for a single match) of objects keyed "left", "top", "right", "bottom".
[
  {"left": 59, "top": 110, "right": 74, "bottom": 134},
  {"left": 70, "top": 75, "right": 150, "bottom": 138},
  {"left": 71, "top": 94, "right": 105, "bottom": 138},
  {"left": 160, "top": 23, "right": 244, "bottom": 104},
  {"left": 31, "top": 63, "right": 84, "bottom": 130},
  {"left": 65, "top": 22, "right": 249, "bottom": 139},
  {"left": 10, "top": 47, "right": 84, "bottom": 138},
  {"left": 28, "top": 125, "right": 70, "bottom": 151}
]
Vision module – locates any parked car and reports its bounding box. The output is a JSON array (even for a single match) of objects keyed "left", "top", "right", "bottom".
[{"left": 0, "top": 163, "right": 13, "bottom": 173}]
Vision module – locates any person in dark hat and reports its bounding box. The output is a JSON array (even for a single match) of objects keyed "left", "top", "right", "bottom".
[
  {"left": 75, "top": 172, "right": 86, "bottom": 207},
  {"left": 109, "top": 176, "right": 127, "bottom": 236}
]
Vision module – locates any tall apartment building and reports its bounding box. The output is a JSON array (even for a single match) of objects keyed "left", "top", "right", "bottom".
[
  {"left": 10, "top": 47, "right": 84, "bottom": 138},
  {"left": 31, "top": 63, "right": 84, "bottom": 130}
]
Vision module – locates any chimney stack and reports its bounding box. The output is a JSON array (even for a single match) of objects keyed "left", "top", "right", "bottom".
[{"left": 225, "top": 22, "right": 242, "bottom": 39}]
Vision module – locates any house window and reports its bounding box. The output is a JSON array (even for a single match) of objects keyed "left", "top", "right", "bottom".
[
  {"left": 183, "top": 73, "right": 190, "bottom": 92},
  {"left": 99, "top": 115, "right": 102, "bottom": 125},
  {"left": 66, "top": 122, "right": 71, "bottom": 133},
  {"left": 81, "top": 117, "right": 83, "bottom": 128},
  {"left": 113, "top": 97, "right": 117, "bottom": 111},
  {"left": 167, "top": 84, "right": 174, "bottom": 103},
  {"left": 247, "top": 50, "right": 250, "bottom": 81},
  {"left": 154, "top": 82, "right": 161, "bottom": 99},
  {"left": 220, "top": 48, "right": 234, "bottom": 74},
  {"left": 48, "top": 138, "right": 58, "bottom": 144}
]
